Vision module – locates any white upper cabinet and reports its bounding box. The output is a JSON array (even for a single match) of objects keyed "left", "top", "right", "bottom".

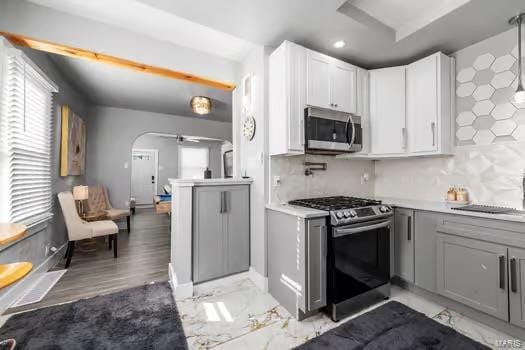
[
  {"left": 306, "top": 51, "right": 331, "bottom": 110},
  {"left": 406, "top": 53, "right": 454, "bottom": 155},
  {"left": 269, "top": 42, "right": 362, "bottom": 156},
  {"left": 306, "top": 50, "right": 357, "bottom": 114},
  {"left": 365, "top": 52, "right": 454, "bottom": 158},
  {"left": 369, "top": 67, "right": 407, "bottom": 155},
  {"left": 331, "top": 62, "right": 357, "bottom": 114},
  {"left": 269, "top": 41, "right": 306, "bottom": 156}
]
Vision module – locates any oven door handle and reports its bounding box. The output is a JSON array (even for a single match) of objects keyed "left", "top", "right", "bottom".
[{"left": 334, "top": 220, "right": 391, "bottom": 238}]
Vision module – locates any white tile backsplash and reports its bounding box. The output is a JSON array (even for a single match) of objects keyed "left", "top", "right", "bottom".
[
  {"left": 270, "top": 155, "right": 374, "bottom": 203},
  {"left": 374, "top": 142, "right": 525, "bottom": 208}
]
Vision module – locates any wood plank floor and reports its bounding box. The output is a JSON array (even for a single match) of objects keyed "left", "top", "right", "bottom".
[{"left": 5, "top": 208, "right": 171, "bottom": 314}]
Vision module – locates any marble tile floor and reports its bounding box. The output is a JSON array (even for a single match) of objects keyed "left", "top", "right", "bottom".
[{"left": 178, "top": 278, "right": 520, "bottom": 350}]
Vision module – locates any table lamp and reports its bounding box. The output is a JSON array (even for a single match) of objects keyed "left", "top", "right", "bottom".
[{"left": 73, "top": 185, "right": 89, "bottom": 217}]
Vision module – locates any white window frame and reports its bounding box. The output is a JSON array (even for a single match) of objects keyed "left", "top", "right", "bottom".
[
  {"left": 0, "top": 38, "right": 58, "bottom": 226},
  {"left": 178, "top": 146, "right": 210, "bottom": 179}
]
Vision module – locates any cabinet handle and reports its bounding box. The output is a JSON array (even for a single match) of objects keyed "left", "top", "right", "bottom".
[
  {"left": 511, "top": 257, "right": 518, "bottom": 293},
  {"left": 220, "top": 192, "right": 225, "bottom": 213},
  {"left": 402, "top": 127, "right": 407, "bottom": 149},
  {"left": 499, "top": 255, "right": 506, "bottom": 289},
  {"left": 224, "top": 191, "right": 229, "bottom": 213},
  {"left": 407, "top": 216, "right": 411, "bottom": 241},
  {"left": 431, "top": 122, "right": 436, "bottom": 147}
]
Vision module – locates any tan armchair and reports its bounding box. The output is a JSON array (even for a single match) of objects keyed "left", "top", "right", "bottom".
[
  {"left": 86, "top": 185, "right": 131, "bottom": 233},
  {"left": 58, "top": 191, "right": 119, "bottom": 268}
]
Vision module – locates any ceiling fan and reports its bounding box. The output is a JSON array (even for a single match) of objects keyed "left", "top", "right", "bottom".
[{"left": 176, "top": 135, "right": 200, "bottom": 143}]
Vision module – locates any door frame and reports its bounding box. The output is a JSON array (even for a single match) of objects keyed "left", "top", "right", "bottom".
[{"left": 131, "top": 148, "right": 159, "bottom": 201}]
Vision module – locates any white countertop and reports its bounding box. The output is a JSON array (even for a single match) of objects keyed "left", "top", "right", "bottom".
[
  {"left": 266, "top": 203, "right": 329, "bottom": 219},
  {"left": 267, "top": 196, "right": 525, "bottom": 223},
  {"left": 377, "top": 196, "right": 525, "bottom": 223},
  {"left": 169, "top": 178, "right": 253, "bottom": 186}
]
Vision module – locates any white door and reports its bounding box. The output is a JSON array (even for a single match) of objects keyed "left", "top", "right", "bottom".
[
  {"left": 331, "top": 63, "right": 357, "bottom": 114},
  {"left": 131, "top": 149, "right": 158, "bottom": 205},
  {"left": 306, "top": 50, "right": 331, "bottom": 109},
  {"left": 369, "top": 67, "right": 406, "bottom": 155},
  {"left": 407, "top": 54, "right": 438, "bottom": 153}
]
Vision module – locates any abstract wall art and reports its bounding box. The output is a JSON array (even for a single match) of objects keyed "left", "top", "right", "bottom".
[{"left": 60, "top": 105, "right": 86, "bottom": 176}]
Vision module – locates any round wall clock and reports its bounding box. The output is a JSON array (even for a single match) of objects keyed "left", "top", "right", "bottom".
[{"left": 242, "top": 115, "right": 256, "bottom": 141}]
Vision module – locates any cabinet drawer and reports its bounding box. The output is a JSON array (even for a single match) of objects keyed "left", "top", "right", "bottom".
[{"left": 436, "top": 234, "right": 508, "bottom": 321}]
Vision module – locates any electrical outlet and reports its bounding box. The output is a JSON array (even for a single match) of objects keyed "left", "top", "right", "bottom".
[
  {"left": 361, "top": 172, "right": 370, "bottom": 184},
  {"left": 273, "top": 176, "right": 281, "bottom": 187}
]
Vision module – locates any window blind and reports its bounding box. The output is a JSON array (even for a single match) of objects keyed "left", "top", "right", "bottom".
[
  {"left": 0, "top": 48, "right": 57, "bottom": 225},
  {"left": 179, "top": 147, "right": 209, "bottom": 179}
]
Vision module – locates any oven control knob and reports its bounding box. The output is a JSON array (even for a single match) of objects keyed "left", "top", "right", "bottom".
[
  {"left": 343, "top": 210, "right": 350, "bottom": 218},
  {"left": 349, "top": 210, "right": 357, "bottom": 217},
  {"left": 336, "top": 211, "right": 344, "bottom": 219},
  {"left": 379, "top": 205, "right": 390, "bottom": 213}
]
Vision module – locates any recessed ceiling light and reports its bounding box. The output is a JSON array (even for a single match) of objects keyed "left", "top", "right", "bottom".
[{"left": 333, "top": 40, "right": 345, "bottom": 48}]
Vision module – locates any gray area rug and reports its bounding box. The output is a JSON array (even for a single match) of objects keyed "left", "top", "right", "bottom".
[
  {"left": 296, "top": 301, "right": 489, "bottom": 349},
  {"left": 0, "top": 282, "right": 188, "bottom": 350}
]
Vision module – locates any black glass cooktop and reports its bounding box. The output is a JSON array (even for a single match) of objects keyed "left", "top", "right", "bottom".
[{"left": 288, "top": 196, "right": 381, "bottom": 211}]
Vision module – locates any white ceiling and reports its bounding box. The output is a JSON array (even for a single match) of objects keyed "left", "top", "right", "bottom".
[
  {"left": 25, "top": 0, "right": 525, "bottom": 68},
  {"left": 26, "top": 0, "right": 256, "bottom": 61},
  {"left": 135, "top": 0, "right": 525, "bottom": 68},
  {"left": 48, "top": 54, "right": 233, "bottom": 122},
  {"left": 349, "top": 0, "right": 471, "bottom": 41}
]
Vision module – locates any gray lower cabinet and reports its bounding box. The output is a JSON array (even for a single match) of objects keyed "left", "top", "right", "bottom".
[
  {"left": 509, "top": 247, "right": 525, "bottom": 328},
  {"left": 394, "top": 208, "right": 414, "bottom": 282},
  {"left": 267, "top": 209, "right": 327, "bottom": 318},
  {"left": 414, "top": 211, "right": 440, "bottom": 292},
  {"left": 193, "top": 185, "right": 249, "bottom": 283},
  {"left": 436, "top": 233, "right": 508, "bottom": 321}
]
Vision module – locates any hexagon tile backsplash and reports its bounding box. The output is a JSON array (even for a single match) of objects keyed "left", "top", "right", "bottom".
[{"left": 456, "top": 40, "right": 525, "bottom": 146}]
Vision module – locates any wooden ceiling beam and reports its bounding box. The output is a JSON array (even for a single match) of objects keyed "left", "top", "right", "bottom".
[{"left": 0, "top": 31, "right": 236, "bottom": 91}]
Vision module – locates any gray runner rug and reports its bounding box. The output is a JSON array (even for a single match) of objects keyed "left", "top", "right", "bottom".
[
  {"left": 0, "top": 282, "right": 187, "bottom": 350},
  {"left": 296, "top": 301, "right": 489, "bottom": 349}
]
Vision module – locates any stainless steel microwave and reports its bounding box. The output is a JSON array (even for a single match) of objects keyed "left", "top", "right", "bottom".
[{"left": 304, "top": 107, "right": 363, "bottom": 155}]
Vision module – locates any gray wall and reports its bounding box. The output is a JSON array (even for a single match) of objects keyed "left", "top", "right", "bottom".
[
  {"left": 0, "top": 49, "right": 92, "bottom": 299},
  {"left": 132, "top": 134, "right": 224, "bottom": 188},
  {"left": 86, "top": 106, "right": 232, "bottom": 208}
]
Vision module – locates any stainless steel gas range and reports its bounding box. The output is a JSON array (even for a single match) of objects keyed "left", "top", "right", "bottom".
[{"left": 288, "top": 196, "right": 393, "bottom": 321}]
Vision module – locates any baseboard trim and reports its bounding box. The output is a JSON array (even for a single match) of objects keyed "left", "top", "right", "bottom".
[
  {"left": 168, "top": 265, "right": 257, "bottom": 300},
  {"left": 249, "top": 267, "right": 268, "bottom": 292},
  {"left": 0, "top": 242, "right": 67, "bottom": 315},
  {"left": 168, "top": 263, "right": 193, "bottom": 301},
  {"left": 193, "top": 271, "right": 250, "bottom": 295}
]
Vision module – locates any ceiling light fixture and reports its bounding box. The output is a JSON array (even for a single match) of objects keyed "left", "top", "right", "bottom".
[
  {"left": 333, "top": 40, "right": 346, "bottom": 49},
  {"left": 510, "top": 13, "right": 525, "bottom": 104},
  {"left": 190, "top": 96, "right": 212, "bottom": 115}
]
